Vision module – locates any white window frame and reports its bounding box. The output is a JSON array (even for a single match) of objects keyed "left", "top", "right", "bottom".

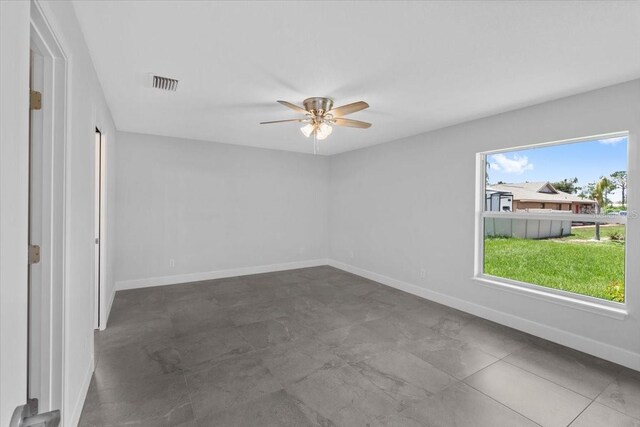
[{"left": 474, "top": 131, "right": 630, "bottom": 320}]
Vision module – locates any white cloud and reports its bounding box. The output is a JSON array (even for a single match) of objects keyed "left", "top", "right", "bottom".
[
  {"left": 599, "top": 136, "right": 626, "bottom": 145},
  {"left": 489, "top": 153, "right": 534, "bottom": 174}
]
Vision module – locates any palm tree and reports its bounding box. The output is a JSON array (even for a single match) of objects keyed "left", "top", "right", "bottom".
[
  {"left": 610, "top": 171, "right": 627, "bottom": 206},
  {"left": 600, "top": 177, "right": 616, "bottom": 206},
  {"left": 592, "top": 177, "right": 613, "bottom": 241},
  {"left": 593, "top": 187, "right": 602, "bottom": 241}
]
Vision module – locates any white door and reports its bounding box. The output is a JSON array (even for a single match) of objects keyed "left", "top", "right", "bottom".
[
  {"left": 8, "top": 43, "right": 61, "bottom": 427},
  {"left": 6, "top": 44, "right": 61, "bottom": 427}
]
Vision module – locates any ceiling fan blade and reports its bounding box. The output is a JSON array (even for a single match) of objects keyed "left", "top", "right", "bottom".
[
  {"left": 277, "top": 100, "right": 308, "bottom": 114},
  {"left": 260, "top": 118, "right": 304, "bottom": 124},
  {"left": 332, "top": 118, "right": 372, "bottom": 129},
  {"left": 327, "top": 101, "right": 369, "bottom": 117}
]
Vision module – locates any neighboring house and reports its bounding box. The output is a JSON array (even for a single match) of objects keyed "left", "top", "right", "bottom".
[{"left": 486, "top": 182, "right": 597, "bottom": 214}]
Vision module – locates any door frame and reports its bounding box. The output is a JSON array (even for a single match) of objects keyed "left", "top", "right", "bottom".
[
  {"left": 28, "top": 0, "right": 68, "bottom": 419},
  {"left": 99, "top": 132, "right": 108, "bottom": 330},
  {"left": 94, "top": 128, "right": 107, "bottom": 330}
]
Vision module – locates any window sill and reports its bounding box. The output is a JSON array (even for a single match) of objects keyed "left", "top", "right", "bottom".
[{"left": 473, "top": 275, "right": 628, "bottom": 320}]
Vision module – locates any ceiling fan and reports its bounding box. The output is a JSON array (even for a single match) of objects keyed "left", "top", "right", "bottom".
[{"left": 260, "top": 97, "right": 371, "bottom": 142}]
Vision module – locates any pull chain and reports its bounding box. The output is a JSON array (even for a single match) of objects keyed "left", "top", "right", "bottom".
[{"left": 313, "top": 132, "right": 318, "bottom": 155}]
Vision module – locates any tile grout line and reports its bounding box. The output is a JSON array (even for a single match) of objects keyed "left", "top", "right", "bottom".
[
  {"left": 586, "top": 373, "right": 640, "bottom": 422},
  {"left": 461, "top": 378, "right": 544, "bottom": 427},
  {"left": 565, "top": 400, "right": 595, "bottom": 426},
  {"left": 565, "top": 376, "right": 618, "bottom": 427},
  {"left": 458, "top": 357, "right": 545, "bottom": 426},
  {"left": 181, "top": 372, "right": 197, "bottom": 424},
  {"left": 461, "top": 346, "right": 640, "bottom": 427},
  {"left": 498, "top": 356, "right": 612, "bottom": 401},
  {"left": 496, "top": 339, "right": 617, "bottom": 402},
  {"left": 459, "top": 346, "right": 595, "bottom": 427}
]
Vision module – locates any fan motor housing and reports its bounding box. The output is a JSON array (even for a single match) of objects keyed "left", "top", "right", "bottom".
[{"left": 303, "top": 97, "right": 333, "bottom": 114}]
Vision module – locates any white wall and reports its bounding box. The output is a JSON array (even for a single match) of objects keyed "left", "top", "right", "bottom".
[
  {"left": 0, "top": 1, "right": 118, "bottom": 426},
  {"left": 329, "top": 80, "right": 640, "bottom": 370},
  {"left": 0, "top": 1, "right": 31, "bottom": 424},
  {"left": 114, "top": 132, "right": 329, "bottom": 289}
]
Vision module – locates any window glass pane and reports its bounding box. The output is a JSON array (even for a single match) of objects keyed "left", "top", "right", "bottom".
[
  {"left": 481, "top": 135, "right": 628, "bottom": 302},
  {"left": 483, "top": 219, "right": 626, "bottom": 302},
  {"left": 484, "top": 136, "right": 628, "bottom": 216}
]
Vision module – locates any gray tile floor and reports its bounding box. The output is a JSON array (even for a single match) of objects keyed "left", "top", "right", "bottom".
[{"left": 79, "top": 266, "right": 640, "bottom": 427}]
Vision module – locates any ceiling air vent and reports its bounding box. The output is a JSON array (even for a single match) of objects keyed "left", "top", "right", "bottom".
[{"left": 152, "top": 75, "right": 178, "bottom": 91}]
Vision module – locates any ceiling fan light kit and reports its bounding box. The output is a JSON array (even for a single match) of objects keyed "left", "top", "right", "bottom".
[
  {"left": 260, "top": 97, "right": 371, "bottom": 153},
  {"left": 300, "top": 123, "right": 314, "bottom": 138}
]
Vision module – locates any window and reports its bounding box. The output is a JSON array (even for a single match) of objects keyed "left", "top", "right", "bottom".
[{"left": 476, "top": 133, "right": 629, "bottom": 306}]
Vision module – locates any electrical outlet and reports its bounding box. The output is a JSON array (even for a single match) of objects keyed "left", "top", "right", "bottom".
[
  {"left": 420, "top": 268, "right": 427, "bottom": 279},
  {"left": 169, "top": 258, "right": 175, "bottom": 268},
  {"left": 299, "top": 246, "right": 306, "bottom": 254},
  {"left": 349, "top": 250, "right": 355, "bottom": 259}
]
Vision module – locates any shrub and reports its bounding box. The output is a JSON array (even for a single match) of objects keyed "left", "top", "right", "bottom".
[
  {"left": 609, "top": 231, "right": 625, "bottom": 241},
  {"left": 605, "top": 206, "right": 627, "bottom": 213},
  {"left": 605, "top": 280, "right": 625, "bottom": 302}
]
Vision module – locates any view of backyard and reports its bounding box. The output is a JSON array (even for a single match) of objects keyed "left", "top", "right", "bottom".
[
  {"left": 484, "top": 224, "right": 625, "bottom": 302},
  {"left": 482, "top": 135, "right": 628, "bottom": 303}
]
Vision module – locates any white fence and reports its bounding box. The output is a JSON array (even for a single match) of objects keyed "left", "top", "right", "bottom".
[{"left": 485, "top": 217, "right": 572, "bottom": 239}]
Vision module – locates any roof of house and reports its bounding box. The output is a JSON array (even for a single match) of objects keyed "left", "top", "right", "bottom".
[{"left": 486, "top": 182, "right": 596, "bottom": 204}]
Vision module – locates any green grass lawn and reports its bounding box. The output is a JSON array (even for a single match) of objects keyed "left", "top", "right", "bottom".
[
  {"left": 564, "top": 224, "right": 626, "bottom": 241},
  {"left": 484, "top": 225, "right": 625, "bottom": 302}
]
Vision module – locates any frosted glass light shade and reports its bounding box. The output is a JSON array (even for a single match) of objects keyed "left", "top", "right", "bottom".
[
  {"left": 316, "top": 123, "right": 333, "bottom": 140},
  {"left": 300, "top": 123, "right": 314, "bottom": 138}
]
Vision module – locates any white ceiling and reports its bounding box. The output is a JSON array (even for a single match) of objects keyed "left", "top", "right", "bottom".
[{"left": 72, "top": 1, "right": 640, "bottom": 155}]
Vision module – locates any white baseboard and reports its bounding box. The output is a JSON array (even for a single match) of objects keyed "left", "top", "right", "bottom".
[
  {"left": 116, "top": 259, "right": 329, "bottom": 291},
  {"left": 100, "top": 284, "right": 117, "bottom": 330},
  {"left": 66, "top": 358, "right": 93, "bottom": 427},
  {"left": 328, "top": 259, "right": 640, "bottom": 372}
]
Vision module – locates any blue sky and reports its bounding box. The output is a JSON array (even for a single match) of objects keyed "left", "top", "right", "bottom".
[{"left": 487, "top": 136, "right": 628, "bottom": 202}]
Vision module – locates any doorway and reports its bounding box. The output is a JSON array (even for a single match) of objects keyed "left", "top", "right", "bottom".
[
  {"left": 14, "top": 2, "right": 68, "bottom": 425},
  {"left": 94, "top": 128, "right": 105, "bottom": 330}
]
